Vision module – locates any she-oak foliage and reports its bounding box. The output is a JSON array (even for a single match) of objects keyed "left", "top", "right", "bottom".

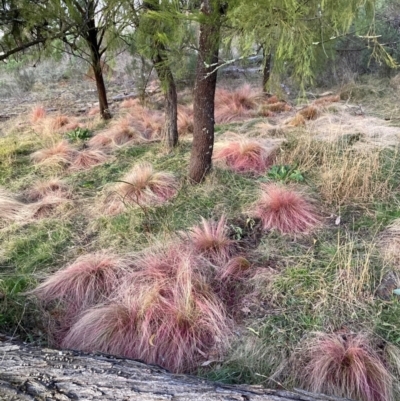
[{"left": 227, "top": 0, "right": 377, "bottom": 86}]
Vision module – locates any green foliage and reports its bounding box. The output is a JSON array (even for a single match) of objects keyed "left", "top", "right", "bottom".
[
  {"left": 66, "top": 127, "right": 91, "bottom": 142},
  {"left": 227, "top": 0, "right": 380, "bottom": 87},
  {"left": 264, "top": 164, "right": 305, "bottom": 183}
]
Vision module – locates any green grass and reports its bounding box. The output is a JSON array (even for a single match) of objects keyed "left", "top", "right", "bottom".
[
  {"left": 1, "top": 220, "right": 72, "bottom": 274},
  {"left": 0, "top": 219, "right": 72, "bottom": 334}
]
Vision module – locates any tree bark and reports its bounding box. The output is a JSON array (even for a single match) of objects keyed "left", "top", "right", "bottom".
[
  {"left": 84, "top": 1, "right": 111, "bottom": 120},
  {"left": 153, "top": 51, "right": 179, "bottom": 149},
  {"left": 0, "top": 340, "right": 354, "bottom": 401},
  {"left": 262, "top": 51, "right": 272, "bottom": 94},
  {"left": 188, "top": 0, "right": 222, "bottom": 183}
]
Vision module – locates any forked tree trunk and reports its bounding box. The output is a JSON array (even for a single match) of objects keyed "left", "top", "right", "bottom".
[
  {"left": 153, "top": 51, "right": 179, "bottom": 149},
  {"left": 262, "top": 51, "right": 272, "bottom": 94},
  {"left": 85, "top": 1, "right": 111, "bottom": 120},
  {"left": 188, "top": 0, "right": 222, "bottom": 183},
  {"left": 0, "top": 340, "right": 354, "bottom": 401}
]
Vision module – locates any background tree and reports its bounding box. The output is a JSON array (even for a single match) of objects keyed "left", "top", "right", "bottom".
[
  {"left": 59, "top": 0, "right": 125, "bottom": 120},
  {"left": 0, "top": 0, "right": 125, "bottom": 120},
  {"left": 132, "top": 0, "right": 181, "bottom": 149},
  {"left": 189, "top": 0, "right": 227, "bottom": 183}
]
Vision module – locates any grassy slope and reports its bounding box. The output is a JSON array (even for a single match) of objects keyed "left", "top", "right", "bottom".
[{"left": 1, "top": 75, "right": 400, "bottom": 396}]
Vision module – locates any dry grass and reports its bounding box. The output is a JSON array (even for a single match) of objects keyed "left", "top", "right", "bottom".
[
  {"left": 24, "top": 178, "right": 71, "bottom": 202},
  {"left": 277, "top": 135, "right": 395, "bottom": 206},
  {"left": 31, "top": 140, "right": 77, "bottom": 167},
  {"left": 285, "top": 113, "right": 306, "bottom": 127},
  {"left": 266, "top": 95, "right": 279, "bottom": 104},
  {"left": 313, "top": 95, "right": 340, "bottom": 106},
  {"left": 294, "top": 332, "right": 393, "bottom": 401},
  {"left": 264, "top": 102, "right": 292, "bottom": 113},
  {"left": 0, "top": 188, "right": 28, "bottom": 222},
  {"left": 378, "top": 219, "right": 400, "bottom": 265},
  {"left": 28, "top": 195, "right": 72, "bottom": 219},
  {"left": 213, "top": 137, "right": 276, "bottom": 175}
]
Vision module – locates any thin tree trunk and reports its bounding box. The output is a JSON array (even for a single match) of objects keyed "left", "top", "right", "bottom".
[
  {"left": 153, "top": 51, "right": 179, "bottom": 149},
  {"left": 262, "top": 50, "right": 272, "bottom": 94},
  {"left": 85, "top": 1, "right": 111, "bottom": 120},
  {"left": 91, "top": 56, "right": 111, "bottom": 120},
  {"left": 189, "top": 1, "right": 222, "bottom": 183},
  {"left": 0, "top": 340, "right": 355, "bottom": 401}
]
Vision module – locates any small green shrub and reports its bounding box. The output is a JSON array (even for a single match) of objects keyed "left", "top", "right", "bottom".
[
  {"left": 263, "top": 164, "right": 305, "bottom": 183},
  {"left": 66, "top": 128, "right": 91, "bottom": 142}
]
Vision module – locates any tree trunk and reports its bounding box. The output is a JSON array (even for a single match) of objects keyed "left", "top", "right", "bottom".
[
  {"left": 85, "top": 1, "right": 111, "bottom": 120},
  {"left": 188, "top": 0, "right": 222, "bottom": 183},
  {"left": 91, "top": 57, "right": 112, "bottom": 120},
  {"left": 262, "top": 50, "right": 272, "bottom": 94},
  {"left": 0, "top": 340, "right": 354, "bottom": 401},
  {"left": 153, "top": 51, "right": 179, "bottom": 149}
]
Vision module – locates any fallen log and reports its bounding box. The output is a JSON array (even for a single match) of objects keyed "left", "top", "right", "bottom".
[{"left": 0, "top": 340, "right": 353, "bottom": 401}]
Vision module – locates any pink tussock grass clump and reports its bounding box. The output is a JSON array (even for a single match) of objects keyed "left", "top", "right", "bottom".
[
  {"left": 33, "top": 252, "right": 127, "bottom": 313},
  {"left": 62, "top": 246, "right": 231, "bottom": 373},
  {"left": 87, "top": 106, "right": 100, "bottom": 116},
  {"left": 87, "top": 132, "right": 113, "bottom": 149},
  {"left": 105, "top": 116, "right": 144, "bottom": 146},
  {"left": 297, "top": 332, "right": 393, "bottom": 401},
  {"left": 217, "top": 256, "right": 251, "bottom": 281},
  {"left": 119, "top": 98, "right": 141, "bottom": 110},
  {"left": 31, "top": 141, "right": 77, "bottom": 167},
  {"left": 253, "top": 183, "right": 320, "bottom": 234},
  {"left": 215, "top": 85, "right": 259, "bottom": 124},
  {"left": 50, "top": 115, "right": 70, "bottom": 130},
  {"left": 31, "top": 106, "right": 46, "bottom": 123},
  {"left": 261, "top": 101, "right": 291, "bottom": 114},
  {"left": 24, "top": 178, "right": 71, "bottom": 202},
  {"left": 105, "top": 162, "right": 178, "bottom": 215},
  {"left": 187, "top": 215, "right": 236, "bottom": 264},
  {"left": 70, "top": 149, "right": 108, "bottom": 170},
  {"left": 132, "top": 109, "right": 163, "bottom": 140},
  {"left": 213, "top": 138, "right": 275, "bottom": 175},
  {"left": 118, "top": 100, "right": 163, "bottom": 141}
]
